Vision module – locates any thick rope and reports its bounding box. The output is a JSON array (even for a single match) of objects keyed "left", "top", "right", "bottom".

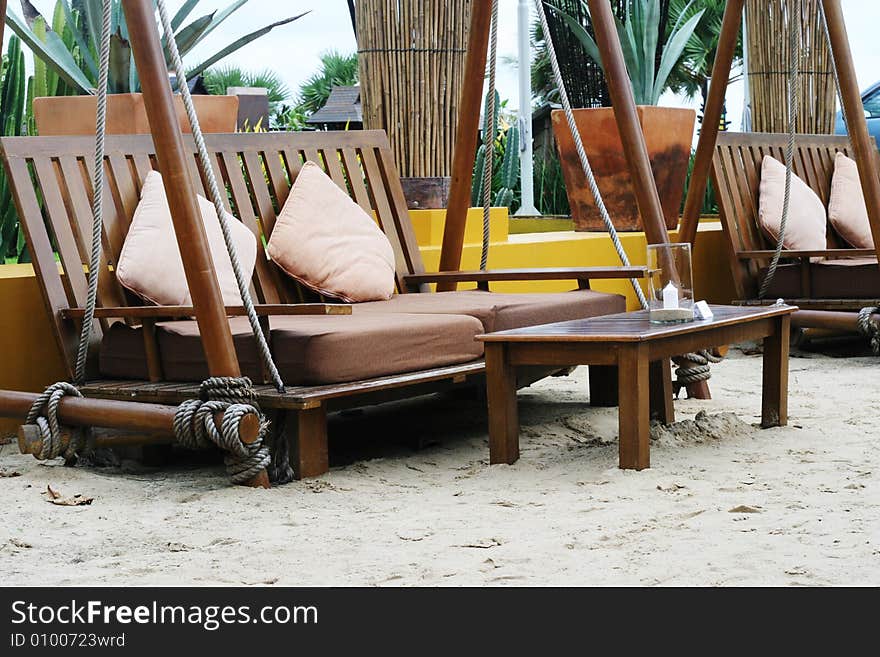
[
  {"left": 26, "top": 1, "right": 110, "bottom": 462},
  {"left": 172, "top": 377, "right": 272, "bottom": 485},
  {"left": 155, "top": 0, "right": 284, "bottom": 395},
  {"left": 480, "top": 0, "right": 500, "bottom": 271},
  {"left": 75, "top": 0, "right": 112, "bottom": 384},
  {"left": 759, "top": 0, "right": 802, "bottom": 298},
  {"left": 24, "top": 383, "right": 93, "bottom": 461},
  {"left": 535, "top": 0, "right": 649, "bottom": 308},
  {"left": 858, "top": 307, "right": 880, "bottom": 355},
  {"left": 674, "top": 350, "right": 724, "bottom": 386}
]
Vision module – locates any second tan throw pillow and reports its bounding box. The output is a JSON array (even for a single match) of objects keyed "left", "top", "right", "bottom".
[
  {"left": 828, "top": 152, "right": 874, "bottom": 249},
  {"left": 267, "top": 161, "right": 396, "bottom": 303}
]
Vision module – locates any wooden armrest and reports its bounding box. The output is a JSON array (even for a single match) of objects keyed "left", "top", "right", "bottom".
[
  {"left": 738, "top": 249, "right": 877, "bottom": 260},
  {"left": 404, "top": 266, "right": 647, "bottom": 286},
  {"left": 62, "top": 303, "right": 352, "bottom": 320}
]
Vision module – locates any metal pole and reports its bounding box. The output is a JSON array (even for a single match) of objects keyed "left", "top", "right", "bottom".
[{"left": 515, "top": 0, "right": 540, "bottom": 216}]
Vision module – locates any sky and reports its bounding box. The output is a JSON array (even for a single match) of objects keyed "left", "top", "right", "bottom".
[{"left": 9, "top": 0, "right": 880, "bottom": 129}]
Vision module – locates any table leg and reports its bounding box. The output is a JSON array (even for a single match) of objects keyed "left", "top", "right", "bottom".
[
  {"left": 589, "top": 365, "right": 618, "bottom": 407},
  {"left": 649, "top": 359, "right": 675, "bottom": 424},
  {"left": 762, "top": 314, "right": 790, "bottom": 428},
  {"left": 618, "top": 343, "right": 650, "bottom": 470},
  {"left": 485, "top": 343, "right": 520, "bottom": 464}
]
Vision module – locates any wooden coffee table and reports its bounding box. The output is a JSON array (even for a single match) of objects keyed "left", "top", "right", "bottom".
[{"left": 478, "top": 304, "right": 796, "bottom": 470}]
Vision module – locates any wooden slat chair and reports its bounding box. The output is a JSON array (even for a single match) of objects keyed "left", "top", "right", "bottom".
[
  {"left": 711, "top": 132, "right": 880, "bottom": 310},
  {"left": 2, "top": 130, "right": 641, "bottom": 478}
]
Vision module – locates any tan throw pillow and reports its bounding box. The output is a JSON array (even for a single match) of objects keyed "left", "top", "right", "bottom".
[
  {"left": 116, "top": 170, "right": 257, "bottom": 307},
  {"left": 758, "top": 155, "right": 827, "bottom": 251},
  {"left": 267, "top": 161, "right": 396, "bottom": 302},
  {"left": 828, "top": 152, "right": 874, "bottom": 249}
]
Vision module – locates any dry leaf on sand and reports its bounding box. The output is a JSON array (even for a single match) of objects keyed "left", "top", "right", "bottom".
[{"left": 43, "top": 485, "right": 94, "bottom": 507}]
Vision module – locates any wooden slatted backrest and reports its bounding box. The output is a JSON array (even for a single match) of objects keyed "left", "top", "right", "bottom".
[
  {"left": 710, "top": 132, "right": 879, "bottom": 299},
  {"left": 0, "top": 129, "right": 426, "bottom": 378}
]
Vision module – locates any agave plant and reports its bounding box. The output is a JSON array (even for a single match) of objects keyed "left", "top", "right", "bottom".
[
  {"left": 5, "top": 0, "right": 309, "bottom": 95},
  {"left": 0, "top": 36, "right": 30, "bottom": 262},
  {"left": 552, "top": 0, "right": 704, "bottom": 106}
]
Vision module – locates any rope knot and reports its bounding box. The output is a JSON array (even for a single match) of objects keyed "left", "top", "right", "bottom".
[
  {"left": 858, "top": 307, "right": 880, "bottom": 356},
  {"left": 173, "top": 377, "right": 270, "bottom": 485},
  {"left": 24, "top": 382, "right": 92, "bottom": 462}
]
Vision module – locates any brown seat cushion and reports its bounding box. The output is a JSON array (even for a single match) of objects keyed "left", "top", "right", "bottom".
[
  {"left": 100, "top": 313, "right": 484, "bottom": 385},
  {"left": 811, "top": 258, "right": 880, "bottom": 299},
  {"left": 353, "top": 289, "right": 626, "bottom": 332},
  {"left": 758, "top": 257, "right": 879, "bottom": 299}
]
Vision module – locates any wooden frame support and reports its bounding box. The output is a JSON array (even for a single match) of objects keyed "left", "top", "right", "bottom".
[
  {"left": 679, "top": 0, "right": 745, "bottom": 246},
  {"left": 438, "top": 0, "right": 493, "bottom": 290},
  {"left": 821, "top": 0, "right": 880, "bottom": 260},
  {"left": 121, "top": 0, "right": 267, "bottom": 487},
  {"left": 122, "top": 0, "right": 240, "bottom": 377},
  {"left": 586, "top": 0, "right": 670, "bottom": 247}
]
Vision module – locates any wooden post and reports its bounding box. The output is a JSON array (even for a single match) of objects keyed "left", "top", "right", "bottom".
[
  {"left": 0, "top": 0, "right": 8, "bottom": 51},
  {"left": 586, "top": 0, "right": 670, "bottom": 247},
  {"left": 122, "top": 0, "right": 239, "bottom": 377},
  {"left": 122, "top": 0, "right": 268, "bottom": 488},
  {"left": 821, "top": 0, "right": 880, "bottom": 259},
  {"left": 437, "top": 0, "right": 493, "bottom": 291},
  {"left": 679, "top": 0, "right": 745, "bottom": 246}
]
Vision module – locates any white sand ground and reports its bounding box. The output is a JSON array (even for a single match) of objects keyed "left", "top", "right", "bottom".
[{"left": 1, "top": 346, "right": 878, "bottom": 586}]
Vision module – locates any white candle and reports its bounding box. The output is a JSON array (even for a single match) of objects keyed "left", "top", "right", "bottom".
[{"left": 662, "top": 282, "right": 679, "bottom": 309}]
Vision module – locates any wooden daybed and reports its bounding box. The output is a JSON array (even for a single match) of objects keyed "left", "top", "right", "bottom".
[
  {"left": 711, "top": 132, "right": 880, "bottom": 309},
  {"left": 3, "top": 130, "right": 643, "bottom": 479}
]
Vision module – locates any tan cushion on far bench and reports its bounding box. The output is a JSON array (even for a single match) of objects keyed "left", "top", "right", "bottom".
[
  {"left": 353, "top": 289, "right": 626, "bottom": 332},
  {"left": 100, "top": 313, "right": 484, "bottom": 385}
]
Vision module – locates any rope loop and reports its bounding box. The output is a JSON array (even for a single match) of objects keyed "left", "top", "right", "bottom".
[
  {"left": 173, "top": 377, "right": 271, "bottom": 485},
  {"left": 674, "top": 350, "right": 724, "bottom": 386},
  {"left": 25, "top": 382, "right": 93, "bottom": 462},
  {"left": 858, "top": 307, "right": 880, "bottom": 355}
]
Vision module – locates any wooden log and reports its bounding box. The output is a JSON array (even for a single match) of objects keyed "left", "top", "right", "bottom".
[
  {"left": 821, "top": 0, "right": 880, "bottom": 259},
  {"left": 792, "top": 309, "right": 879, "bottom": 332},
  {"left": 679, "top": 0, "right": 745, "bottom": 246},
  {"left": 438, "top": 0, "right": 493, "bottom": 291},
  {"left": 0, "top": 1, "right": 7, "bottom": 53},
  {"left": 0, "top": 389, "right": 261, "bottom": 444},
  {"left": 586, "top": 0, "right": 669, "bottom": 248}
]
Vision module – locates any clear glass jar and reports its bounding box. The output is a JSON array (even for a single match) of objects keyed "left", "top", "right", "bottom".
[{"left": 647, "top": 243, "right": 694, "bottom": 325}]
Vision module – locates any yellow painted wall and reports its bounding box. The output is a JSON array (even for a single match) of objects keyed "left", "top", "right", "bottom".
[
  {"left": 0, "top": 264, "right": 67, "bottom": 435},
  {"left": 0, "top": 210, "right": 734, "bottom": 436}
]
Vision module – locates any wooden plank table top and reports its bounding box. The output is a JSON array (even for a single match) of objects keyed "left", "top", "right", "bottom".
[
  {"left": 479, "top": 304, "right": 797, "bottom": 472},
  {"left": 478, "top": 305, "right": 794, "bottom": 343}
]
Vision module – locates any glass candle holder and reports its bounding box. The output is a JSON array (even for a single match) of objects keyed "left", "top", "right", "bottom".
[{"left": 647, "top": 243, "right": 694, "bottom": 325}]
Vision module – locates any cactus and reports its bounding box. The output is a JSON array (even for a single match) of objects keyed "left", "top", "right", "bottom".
[
  {"left": 0, "top": 35, "right": 28, "bottom": 262},
  {"left": 471, "top": 90, "right": 522, "bottom": 210}
]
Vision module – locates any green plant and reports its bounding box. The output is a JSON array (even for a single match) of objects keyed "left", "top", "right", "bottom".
[
  {"left": 682, "top": 149, "right": 717, "bottom": 215},
  {"left": 0, "top": 35, "right": 29, "bottom": 262},
  {"left": 666, "top": 0, "right": 743, "bottom": 126},
  {"left": 471, "top": 91, "right": 521, "bottom": 211},
  {"left": 296, "top": 50, "right": 359, "bottom": 116},
  {"left": 203, "top": 65, "right": 291, "bottom": 126},
  {"left": 5, "top": 0, "right": 309, "bottom": 95},
  {"left": 534, "top": 151, "right": 570, "bottom": 216},
  {"left": 553, "top": 0, "right": 704, "bottom": 105}
]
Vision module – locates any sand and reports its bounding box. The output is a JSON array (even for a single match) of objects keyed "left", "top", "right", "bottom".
[{"left": 1, "top": 346, "right": 878, "bottom": 586}]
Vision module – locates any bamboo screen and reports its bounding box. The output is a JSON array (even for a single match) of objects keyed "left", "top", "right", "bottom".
[
  {"left": 746, "top": 0, "right": 837, "bottom": 134},
  {"left": 356, "top": 0, "right": 470, "bottom": 178}
]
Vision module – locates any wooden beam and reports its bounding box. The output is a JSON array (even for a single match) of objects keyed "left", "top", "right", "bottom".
[
  {"left": 122, "top": 0, "right": 267, "bottom": 488},
  {"left": 437, "top": 0, "right": 493, "bottom": 291},
  {"left": 821, "top": 0, "right": 880, "bottom": 260},
  {"left": 0, "top": 1, "right": 8, "bottom": 52},
  {"left": 679, "top": 0, "right": 745, "bottom": 246},
  {"left": 586, "top": 0, "right": 669, "bottom": 247},
  {"left": 122, "top": 0, "right": 240, "bottom": 378}
]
